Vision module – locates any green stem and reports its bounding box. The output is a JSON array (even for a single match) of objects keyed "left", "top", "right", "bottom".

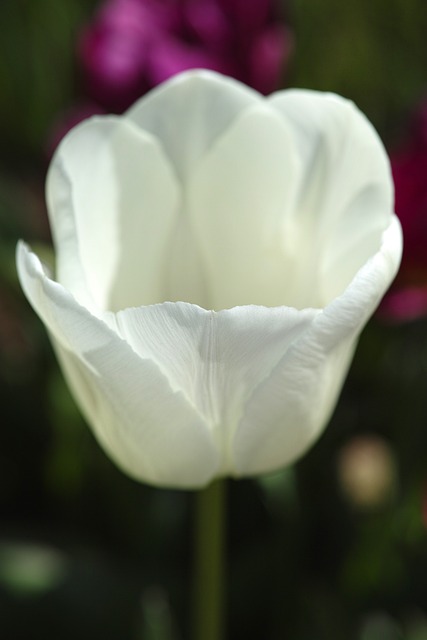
[{"left": 192, "top": 479, "right": 227, "bottom": 640}]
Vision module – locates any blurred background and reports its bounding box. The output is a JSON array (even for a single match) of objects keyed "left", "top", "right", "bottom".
[{"left": 1, "top": 0, "right": 427, "bottom": 638}]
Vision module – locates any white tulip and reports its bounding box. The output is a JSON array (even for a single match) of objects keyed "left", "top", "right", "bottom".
[{"left": 17, "top": 70, "right": 402, "bottom": 488}]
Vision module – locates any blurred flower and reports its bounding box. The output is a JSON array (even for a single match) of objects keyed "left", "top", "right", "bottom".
[
  {"left": 379, "top": 99, "right": 427, "bottom": 322},
  {"left": 359, "top": 612, "right": 402, "bottom": 640},
  {"left": 18, "top": 70, "right": 401, "bottom": 488},
  {"left": 338, "top": 435, "right": 397, "bottom": 509},
  {"left": 0, "top": 542, "right": 68, "bottom": 596},
  {"left": 78, "top": 0, "right": 292, "bottom": 112}
]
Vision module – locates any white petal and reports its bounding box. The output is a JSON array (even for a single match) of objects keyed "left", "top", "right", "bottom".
[
  {"left": 269, "top": 89, "right": 394, "bottom": 305},
  {"left": 187, "top": 103, "right": 301, "bottom": 310},
  {"left": 16, "top": 242, "right": 218, "bottom": 488},
  {"left": 47, "top": 116, "right": 179, "bottom": 311},
  {"left": 232, "top": 215, "right": 402, "bottom": 476},
  {"left": 126, "top": 69, "right": 262, "bottom": 182},
  {"left": 112, "top": 301, "right": 319, "bottom": 474}
]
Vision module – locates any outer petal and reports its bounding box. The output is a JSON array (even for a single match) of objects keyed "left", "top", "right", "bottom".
[
  {"left": 16, "top": 242, "right": 218, "bottom": 488},
  {"left": 269, "top": 89, "right": 394, "bottom": 306},
  {"left": 110, "top": 300, "right": 320, "bottom": 474},
  {"left": 47, "top": 116, "right": 179, "bottom": 311},
  {"left": 187, "top": 102, "right": 301, "bottom": 310},
  {"left": 126, "top": 69, "right": 262, "bottom": 182},
  {"left": 232, "top": 215, "right": 402, "bottom": 476}
]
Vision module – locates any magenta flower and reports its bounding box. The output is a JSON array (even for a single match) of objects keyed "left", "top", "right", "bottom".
[
  {"left": 379, "top": 99, "right": 427, "bottom": 322},
  {"left": 78, "top": 0, "right": 292, "bottom": 112}
]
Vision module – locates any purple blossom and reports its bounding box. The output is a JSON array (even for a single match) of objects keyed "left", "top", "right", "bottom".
[
  {"left": 379, "top": 99, "right": 427, "bottom": 322},
  {"left": 78, "top": 0, "right": 292, "bottom": 112}
]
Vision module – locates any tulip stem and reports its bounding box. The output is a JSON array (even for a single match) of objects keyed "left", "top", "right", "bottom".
[{"left": 192, "top": 478, "right": 227, "bottom": 640}]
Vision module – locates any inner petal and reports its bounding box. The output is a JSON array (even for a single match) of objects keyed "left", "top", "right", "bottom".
[
  {"left": 161, "top": 204, "right": 212, "bottom": 309},
  {"left": 105, "top": 123, "right": 180, "bottom": 311},
  {"left": 126, "top": 70, "right": 262, "bottom": 182},
  {"left": 48, "top": 116, "right": 180, "bottom": 312},
  {"left": 186, "top": 103, "right": 305, "bottom": 310},
  {"left": 269, "top": 90, "right": 393, "bottom": 307}
]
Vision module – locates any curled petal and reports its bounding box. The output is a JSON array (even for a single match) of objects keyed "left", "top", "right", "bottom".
[
  {"left": 232, "top": 216, "right": 402, "bottom": 476},
  {"left": 17, "top": 242, "right": 219, "bottom": 488}
]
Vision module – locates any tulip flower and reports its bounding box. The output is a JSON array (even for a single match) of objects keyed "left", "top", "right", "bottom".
[{"left": 17, "top": 70, "right": 402, "bottom": 489}]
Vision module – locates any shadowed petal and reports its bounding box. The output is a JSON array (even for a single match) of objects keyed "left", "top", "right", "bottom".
[{"left": 187, "top": 103, "right": 301, "bottom": 309}]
